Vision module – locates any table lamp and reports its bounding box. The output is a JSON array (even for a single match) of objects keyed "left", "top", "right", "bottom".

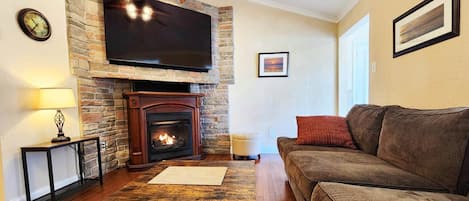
[{"left": 38, "top": 88, "right": 77, "bottom": 142}]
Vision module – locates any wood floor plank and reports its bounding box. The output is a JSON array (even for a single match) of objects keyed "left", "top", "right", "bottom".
[{"left": 63, "top": 154, "right": 295, "bottom": 201}]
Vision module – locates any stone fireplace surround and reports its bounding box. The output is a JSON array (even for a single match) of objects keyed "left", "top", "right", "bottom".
[{"left": 65, "top": 0, "right": 234, "bottom": 177}]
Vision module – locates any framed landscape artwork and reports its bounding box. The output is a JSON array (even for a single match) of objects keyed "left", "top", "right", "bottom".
[
  {"left": 393, "top": 0, "right": 460, "bottom": 58},
  {"left": 258, "top": 52, "right": 289, "bottom": 77}
]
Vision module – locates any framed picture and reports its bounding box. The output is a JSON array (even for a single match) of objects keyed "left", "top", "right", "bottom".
[
  {"left": 393, "top": 0, "right": 460, "bottom": 58},
  {"left": 258, "top": 52, "right": 289, "bottom": 77}
]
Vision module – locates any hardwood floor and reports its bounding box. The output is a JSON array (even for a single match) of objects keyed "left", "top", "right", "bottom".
[
  {"left": 63, "top": 168, "right": 141, "bottom": 201},
  {"left": 63, "top": 154, "right": 294, "bottom": 201},
  {"left": 254, "top": 155, "right": 295, "bottom": 201}
]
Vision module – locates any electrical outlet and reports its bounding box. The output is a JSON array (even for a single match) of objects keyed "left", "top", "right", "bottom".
[
  {"left": 371, "top": 62, "right": 377, "bottom": 73},
  {"left": 100, "top": 142, "right": 107, "bottom": 150}
]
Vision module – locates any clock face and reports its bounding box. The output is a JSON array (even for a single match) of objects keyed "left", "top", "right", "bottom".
[{"left": 17, "top": 9, "right": 51, "bottom": 41}]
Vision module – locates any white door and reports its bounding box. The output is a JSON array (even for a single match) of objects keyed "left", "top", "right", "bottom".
[{"left": 338, "top": 15, "right": 370, "bottom": 116}]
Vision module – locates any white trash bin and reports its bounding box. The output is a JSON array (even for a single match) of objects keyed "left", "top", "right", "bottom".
[{"left": 231, "top": 133, "right": 261, "bottom": 160}]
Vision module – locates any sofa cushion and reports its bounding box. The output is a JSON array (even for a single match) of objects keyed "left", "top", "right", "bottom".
[
  {"left": 277, "top": 137, "right": 361, "bottom": 161},
  {"left": 296, "top": 116, "right": 356, "bottom": 149},
  {"left": 377, "top": 106, "right": 469, "bottom": 194},
  {"left": 288, "top": 176, "right": 310, "bottom": 201},
  {"left": 312, "top": 182, "right": 469, "bottom": 201},
  {"left": 311, "top": 183, "right": 333, "bottom": 201},
  {"left": 285, "top": 151, "right": 445, "bottom": 200},
  {"left": 346, "top": 104, "right": 388, "bottom": 155}
]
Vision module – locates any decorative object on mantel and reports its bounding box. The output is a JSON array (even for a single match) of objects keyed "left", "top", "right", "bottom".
[
  {"left": 38, "top": 88, "right": 77, "bottom": 142},
  {"left": 393, "top": 0, "right": 460, "bottom": 58},
  {"left": 258, "top": 52, "right": 289, "bottom": 77},
  {"left": 17, "top": 8, "right": 51, "bottom": 41}
]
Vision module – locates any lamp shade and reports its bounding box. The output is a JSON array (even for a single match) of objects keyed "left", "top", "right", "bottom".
[{"left": 38, "top": 88, "right": 77, "bottom": 109}]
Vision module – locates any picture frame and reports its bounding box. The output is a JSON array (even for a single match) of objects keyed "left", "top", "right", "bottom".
[
  {"left": 393, "top": 0, "right": 460, "bottom": 58},
  {"left": 258, "top": 52, "right": 289, "bottom": 77}
]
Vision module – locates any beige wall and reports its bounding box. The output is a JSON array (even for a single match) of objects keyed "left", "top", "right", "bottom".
[
  {"left": 0, "top": 143, "right": 4, "bottom": 201},
  {"left": 339, "top": 0, "right": 469, "bottom": 108},
  {"left": 200, "top": 0, "right": 338, "bottom": 152},
  {"left": 0, "top": 0, "right": 80, "bottom": 200}
]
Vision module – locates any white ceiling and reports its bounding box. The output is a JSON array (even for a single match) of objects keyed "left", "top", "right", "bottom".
[{"left": 249, "top": 0, "right": 360, "bottom": 23}]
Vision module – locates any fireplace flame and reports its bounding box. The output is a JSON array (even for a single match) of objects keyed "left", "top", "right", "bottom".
[{"left": 158, "top": 133, "right": 176, "bottom": 145}]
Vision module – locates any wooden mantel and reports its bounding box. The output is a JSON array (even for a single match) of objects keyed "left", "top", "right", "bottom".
[
  {"left": 123, "top": 92, "right": 204, "bottom": 169},
  {"left": 124, "top": 91, "right": 205, "bottom": 98}
]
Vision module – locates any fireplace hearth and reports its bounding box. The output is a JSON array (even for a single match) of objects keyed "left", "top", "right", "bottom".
[{"left": 124, "top": 91, "right": 203, "bottom": 169}]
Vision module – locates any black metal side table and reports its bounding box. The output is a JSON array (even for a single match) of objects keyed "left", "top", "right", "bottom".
[{"left": 21, "top": 136, "right": 103, "bottom": 201}]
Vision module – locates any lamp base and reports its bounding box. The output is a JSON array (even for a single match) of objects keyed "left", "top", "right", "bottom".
[{"left": 51, "top": 135, "right": 71, "bottom": 143}]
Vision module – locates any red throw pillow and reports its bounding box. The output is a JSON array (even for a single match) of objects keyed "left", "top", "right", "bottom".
[{"left": 296, "top": 116, "right": 357, "bottom": 149}]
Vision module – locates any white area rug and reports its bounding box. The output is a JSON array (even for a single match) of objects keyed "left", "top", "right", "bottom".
[{"left": 148, "top": 166, "right": 228, "bottom": 186}]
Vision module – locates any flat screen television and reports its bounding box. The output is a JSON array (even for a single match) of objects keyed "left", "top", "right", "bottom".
[{"left": 103, "top": 0, "right": 212, "bottom": 72}]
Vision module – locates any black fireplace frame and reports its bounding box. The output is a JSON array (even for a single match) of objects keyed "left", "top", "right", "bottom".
[{"left": 146, "top": 112, "right": 193, "bottom": 162}]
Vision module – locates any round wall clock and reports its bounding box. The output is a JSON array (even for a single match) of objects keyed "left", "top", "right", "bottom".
[{"left": 17, "top": 8, "right": 52, "bottom": 41}]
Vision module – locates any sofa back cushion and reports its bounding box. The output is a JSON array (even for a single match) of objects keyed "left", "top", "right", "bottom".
[
  {"left": 377, "top": 106, "right": 469, "bottom": 195},
  {"left": 346, "top": 104, "right": 388, "bottom": 155}
]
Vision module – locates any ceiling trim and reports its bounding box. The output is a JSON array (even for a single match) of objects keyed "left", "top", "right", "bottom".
[
  {"left": 248, "top": 0, "right": 360, "bottom": 23},
  {"left": 248, "top": 0, "right": 336, "bottom": 22},
  {"left": 337, "top": 0, "right": 360, "bottom": 22}
]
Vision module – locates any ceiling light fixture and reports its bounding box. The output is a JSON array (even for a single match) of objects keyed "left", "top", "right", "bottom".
[
  {"left": 126, "top": 3, "right": 138, "bottom": 19},
  {"left": 141, "top": 5, "right": 153, "bottom": 21}
]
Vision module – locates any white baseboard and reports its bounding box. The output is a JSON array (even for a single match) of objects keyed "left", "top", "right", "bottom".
[{"left": 10, "top": 176, "right": 79, "bottom": 201}]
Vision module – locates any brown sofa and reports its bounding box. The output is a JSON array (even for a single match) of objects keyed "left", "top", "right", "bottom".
[{"left": 277, "top": 105, "right": 469, "bottom": 201}]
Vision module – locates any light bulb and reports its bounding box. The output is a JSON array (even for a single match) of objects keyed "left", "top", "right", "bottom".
[
  {"left": 128, "top": 11, "right": 138, "bottom": 19},
  {"left": 143, "top": 6, "right": 153, "bottom": 15},
  {"left": 142, "top": 5, "right": 153, "bottom": 21},
  {"left": 142, "top": 14, "right": 151, "bottom": 21},
  {"left": 126, "top": 3, "right": 138, "bottom": 19}
]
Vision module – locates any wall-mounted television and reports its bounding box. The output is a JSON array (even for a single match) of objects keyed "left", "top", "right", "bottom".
[{"left": 103, "top": 0, "right": 212, "bottom": 72}]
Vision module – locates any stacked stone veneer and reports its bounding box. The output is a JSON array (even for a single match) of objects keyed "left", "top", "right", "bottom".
[
  {"left": 200, "top": 7, "right": 234, "bottom": 153},
  {"left": 65, "top": 0, "right": 234, "bottom": 176}
]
